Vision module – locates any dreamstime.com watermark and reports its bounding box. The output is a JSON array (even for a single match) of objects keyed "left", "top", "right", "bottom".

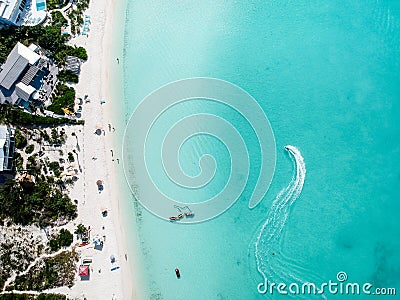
[{"left": 257, "top": 272, "right": 397, "bottom": 296}]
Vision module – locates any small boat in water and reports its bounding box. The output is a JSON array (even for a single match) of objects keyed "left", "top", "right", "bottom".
[
  {"left": 170, "top": 206, "right": 195, "bottom": 221},
  {"left": 175, "top": 268, "right": 181, "bottom": 278}
]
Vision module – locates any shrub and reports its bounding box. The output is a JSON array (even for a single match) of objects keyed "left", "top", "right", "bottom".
[
  {"left": 25, "top": 144, "right": 35, "bottom": 154},
  {"left": 67, "top": 152, "right": 74, "bottom": 162},
  {"left": 49, "top": 229, "right": 73, "bottom": 252},
  {"left": 0, "top": 178, "right": 77, "bottom": 226},
  {"left": 74, "top": 224, "right": 86, "bottom": 237},
  {"left": 58, "top": 229, "right": 73, "bottom": 247},
  {"left": 51, "top": 11, "right": 67, "bottom": 27},
  {"left": 49, "top": 239, "right": 59, "bottom": 252},
  {"left": 47, "top": 83, "right": 75, "bottom": 115},
  {"left": 48, "top": 161, "right": 61, "bottom": 177},
  {"left": 47, "top": 0, "right": 68, "bottom": 10},
  {"left": 66, "top": 46, "right": 87, "bottom": 60},
  {"left": 15, "top": 129, "right": 27, "bottom": 149},
  {"left": 13, "top": 153, "right": 23, "bottom": 172},
  {"left": 0, "top": 104, "right": 84, "bottom": 126},
  {"left": 8, "top": 250, "right": 78, "bottom": 291},
  {"left": 57, "top": 70, "right": 79, "bottom": 83}
]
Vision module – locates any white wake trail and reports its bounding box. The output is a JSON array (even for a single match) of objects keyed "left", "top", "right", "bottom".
[
  {"left": 254, "top": 145, "right": 326, "bottom": 299},
  {"left": 255, "top": 145, "right": 305, "bottom": 280}
]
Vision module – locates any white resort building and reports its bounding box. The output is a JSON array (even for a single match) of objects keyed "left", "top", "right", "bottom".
[
  {"left": 0, "top": 0, "right": 47, "bottom": 26},
  {"left": 0, "top": 0, "right": 28, "bottom": 25},
  {"left": 0, "top": 125, "right": 15, "bottom": 172},
  {"left": 0, "top": 42, "right": 53, "bottom": 107}
]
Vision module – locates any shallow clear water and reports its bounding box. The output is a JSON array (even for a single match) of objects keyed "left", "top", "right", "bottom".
[{"left": 122, "top": 1, "right": 400, "bottom": 299}]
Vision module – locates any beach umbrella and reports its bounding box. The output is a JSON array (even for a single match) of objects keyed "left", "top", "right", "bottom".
[
  {"left": 96, "top": 180, "right": 103, "bottom": 186},
  {"left": 78, "top": 265, "right": 89, "bottom": 276},
  {"left": 93, "top": 236, "right": 101, "bottom": 245},
  {"left": 95, "top": 129, "right": 102, "bottom": 135}
]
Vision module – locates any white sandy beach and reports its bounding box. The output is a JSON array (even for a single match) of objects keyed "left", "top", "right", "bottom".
[{"left": 53, "top": 0, "right": 138, "bottom": 298}]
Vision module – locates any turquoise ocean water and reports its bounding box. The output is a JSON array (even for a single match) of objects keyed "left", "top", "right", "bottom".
[{"left": 121, "top": 1, "right": 400, "bottom": 299}]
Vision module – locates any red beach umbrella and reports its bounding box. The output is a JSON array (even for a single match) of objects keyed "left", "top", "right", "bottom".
[{"left": 78, "top": 265, "right": 89, "bottom": 276}]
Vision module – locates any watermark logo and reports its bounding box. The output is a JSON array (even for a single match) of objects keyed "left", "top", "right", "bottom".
[
  {"left": 257, "top": 271, "right": 397, "bottom": 296},
  {"left": 122, "top": 78, "right": 276, "bottom": 223}
]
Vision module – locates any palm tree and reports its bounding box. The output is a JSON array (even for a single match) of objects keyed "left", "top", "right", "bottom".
[{"left": 74, "top": 223, "right": 86, "bottom": 239}]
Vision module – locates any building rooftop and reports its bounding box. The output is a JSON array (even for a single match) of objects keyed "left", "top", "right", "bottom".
[
  {"left": 0, "top": 0, "right": 18, "bottom": 20},
  {"left": 16, "top": 82, "right": 35, "bottom": 101},
  {"left": 0, "top": 42, "right": 40, "bottom": 90}
]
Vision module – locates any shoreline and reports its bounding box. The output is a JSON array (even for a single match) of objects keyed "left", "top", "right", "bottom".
[
  {"left": 107, "top": 0, "right": 149, "bottom": 298},
  {"left": 57, "top": 0, "right": 144, "bottom": 298}
]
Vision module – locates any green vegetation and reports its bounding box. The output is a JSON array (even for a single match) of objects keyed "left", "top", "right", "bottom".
[
  {"left": 15, "top": 129, "right": 27, "bottom": 149},
  {"left": 0, "top": 26, "right": 67, "bottom": 64},
  {"left": 57, "top": 70, "right": 79, "bottom": 83},
  {"left": 74, "top": 223, "right": 87, "bottom": 237},
  {"left": 50, "top": 11, "right": 67, "bottom": 27},
  {"left": 0, "top": 104, "right": 84, "bottom": 126},
  {"left": 0, "top": 177, "right": 77, "bottom": 226},
  {"left": 7, "top": 251, "right": 78, "bottom": 291},
  {"left": 46, "top": 0, "right": 68, "bottom": 10},
  {"left": 67, "top": 152, "right": 74, "bottom": 162},
  {"left": 37, "top": 295, "right": 67, "bottom": 300},
  {"left": 49, "top": 229, "right": 73, "bottom": 252},
  {"left": 13, "top": 152, "right": 23, "bottom": 172},
  {"left": 25, "top": 144, "right": 35, "bottom": 154},
  {"left": 26, "top": 154, "right": 41, "bottom": 175},
  {"left": 0, "top": 24, "right": 87, "bottom": 65},
  {"left": 67, "top": 0, "right": 90, "bottom": 35},
  {"left": 0, "top": 294, "right": 66, "bottom": 300},
  {"left": 67, "top": 46, "right": 87, "bottom": 60},
  {"left": 39, "top": 128, "right": 66, "bottom": 145},
  {"left": 47, "top": 83, "right": 75, "bottom": 115},
  {"left": 0, "top": 228, "right": 46, "bottom": 291},
  {"left": 48, "top": 161, "right": 61, "bottom": 177}
]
